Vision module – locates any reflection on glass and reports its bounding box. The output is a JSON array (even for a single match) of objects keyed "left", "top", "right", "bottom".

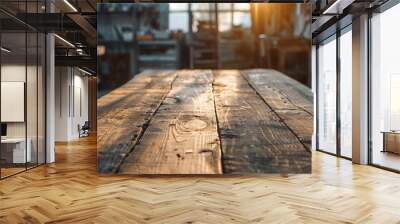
[
  {"left": 318, "top": 37, "right": 337, "bottom": 154},
  {"left": 371, "top": 3, "right": 400, "bottom": 171},
  {"left": 340, "top": 29, "right": 352, "bottom": 158}
]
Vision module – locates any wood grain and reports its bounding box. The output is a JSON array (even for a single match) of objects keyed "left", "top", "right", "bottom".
[
  {"left": 97, "top": 70, "right": 177, "bottom": 173},
  {"left": 213, "top": 70, "right": 311, "bottom": 173},
  {"left": 2, "top": 127, "right": 400, "bottom": 223},
  {"left": 119, "top": 70, "right": 222, "bottom": 174},
  {"left": 242, "top": 69, "right": 313, "bottom": 149},
  {"left": 98, "top": 69, "right": 312, "bottom": 174}
]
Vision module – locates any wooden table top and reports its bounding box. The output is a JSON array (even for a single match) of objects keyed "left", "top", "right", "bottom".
[{"left": 97, "top": 69, "right": 313, "bottom": 174}]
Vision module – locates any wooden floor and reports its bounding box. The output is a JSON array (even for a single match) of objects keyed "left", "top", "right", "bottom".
[
  {"left": 0, "top": 167, "right": 26, "bottom": 178},
  {"left": 373, "top": 151, "right": 400, "bottom": 171},
  {"left": 1, "top": 136, "right": 400, "bottom": 223},
  {"left": 98, "top": 69, "right": 312, "bottom": 174}
]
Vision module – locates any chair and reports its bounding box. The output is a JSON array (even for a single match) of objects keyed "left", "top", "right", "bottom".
[{"left": 79, "top": 121, "right": 90, "bottom": 138}]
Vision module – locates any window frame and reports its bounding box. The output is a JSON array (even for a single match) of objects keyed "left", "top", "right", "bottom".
[{"left": 315, "top": 24, "right": 353, "bottom": 160}]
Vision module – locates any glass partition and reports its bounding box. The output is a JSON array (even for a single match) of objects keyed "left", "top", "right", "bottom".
[
  {"left": 339, "top": 27, "right": 352, "bottom": 158},
  {"left": 0, "top": 1, "right": 46, "bottom": 179},
  {"left": 27, "top": 30, "right": 38, "bottom": 169},
  {"left": 1, "top": 31, "right": 28, "bottom": 177},
  {"left": 370, "top": 3, "right": 400, "bottom": 171},
  {"left": 317, "top": 35, "right": 337, "bottom": 154}
]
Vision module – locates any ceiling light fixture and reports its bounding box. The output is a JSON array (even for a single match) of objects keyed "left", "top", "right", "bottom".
[
  {"left": 63, "top": 0, "right": 78, "bottom": 12},
  {"left": 1, "top": 47, "right": 11, "bottom": 53},
  {"left": 54, "top": 34, "right": 75, "bottom": 48},
  {"left": 323, "top": 0, "right": 354, "bottom": 15},
  {"left": 78, "top": 67, "right": 93, "bottom": 76},
  {"left": 323, "top": 1, "right": 340, "bottom": 14}
]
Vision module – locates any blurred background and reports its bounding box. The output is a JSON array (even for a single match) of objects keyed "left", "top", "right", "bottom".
[{"left": 97, "top": 3, "right": 311, "bottom": 96}]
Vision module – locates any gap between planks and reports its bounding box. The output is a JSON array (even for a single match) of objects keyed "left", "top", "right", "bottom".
[
  {"left": 115, "top": 72, "right": 179, "bottom": 173},
  {"left": 97, "top": 70, "right": 178, "bottom": 173},
  {"left": 100, "top": 69, "right": 312, "bottom": 174},
  {"left": 240, "top": 71, "right": 310, "bottom": 152},
  {"left": 211, "top": 71, "right": 225, "bottom": 174},
  {"left": 212, "top": 70, "right": 311, "bottom": 173},
  {"left": 119, "top": 70, "right": 223, "bottom": 174},
  {"left": 241, "top": 69, "right": 313, "bottom": 149}
]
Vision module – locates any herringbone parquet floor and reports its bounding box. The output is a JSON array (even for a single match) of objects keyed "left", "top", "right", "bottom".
[{"left": 1, "top": 136, "right": 400, "bottom": 224}]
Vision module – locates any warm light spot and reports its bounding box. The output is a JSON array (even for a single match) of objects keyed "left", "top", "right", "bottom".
[{"left": 97, "top": 45, "right": 106, "bottom": 56}]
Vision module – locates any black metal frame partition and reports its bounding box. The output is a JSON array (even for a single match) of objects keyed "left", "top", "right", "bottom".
[
  {"left": 0, "top": 0, "right": 47, "bottom": 180},
  {"left": 315, "top": 23, "right": 353, "bottom": 161}
]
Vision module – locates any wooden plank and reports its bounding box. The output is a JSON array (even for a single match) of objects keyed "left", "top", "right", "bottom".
[
  {"left": 97, "top": 70, "right": 176, "bottom": 173},
  {"left": 242, "top": 69, "right": 313, "bottom": 149},
  {"left": 119, "top": 70, "right": 222, "bottom": 174},
  {"left": 213, "top": 70, "right": 311, "bottom": 173},
  {"left": 242, "top": 69, "right": 313, "bottom": 114}
]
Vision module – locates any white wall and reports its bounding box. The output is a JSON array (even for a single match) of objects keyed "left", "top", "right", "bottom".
[
  {"left": 55, "top": 67, "right": 69, "bottom": 141},
  {"left": 1, "top": 82, "right": 25, "bottom": 122},
  {"left": 71, "top": 71, "right": 89, "bottom": 138},
  {"left": 1, "top": 65, "right": 40, "bottom": 138},
  {"left": 1, "top": 63, "right": 46, "bottom": 164},
  {"left": 55, "top": 67, "right": 89, "bottom": 141}
]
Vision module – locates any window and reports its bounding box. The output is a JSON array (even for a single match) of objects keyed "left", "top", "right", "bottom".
[
  {"left": 217, "top": 3, "right": 251, "bottom": 32},
  {"left": 218, "top": 12, "right": 231, "bottom": 32},
  {"left": 167, "top": 3, "right": 251, "bottom": 33},
  {"left": 233, "top": 12, "right": 251, "bottom": 28},
  {"left": 339, "top": 27, "right": 352, "bottom": 158},
  {"left": 316, "top": 25, "right": 353, "bottom": 159},
  {"left": 370, "top": 3, "right": 400, "bottom": 171},
  {"left": 169, "top": 13, "right": 189, "bottom": 32},
  {"left": 169, "top": 3, "right": 189, "bottom": 32},
  {"left": 169, "top": 3, "right": 188, "bottom": 11},
  {"left": 317, "top": 36, "right": 337, "bottom": 154}
]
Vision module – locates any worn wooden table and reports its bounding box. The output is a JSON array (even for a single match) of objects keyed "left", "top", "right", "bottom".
[{"left": 97, "top": 69, "right": 313, "bottom": 174}]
